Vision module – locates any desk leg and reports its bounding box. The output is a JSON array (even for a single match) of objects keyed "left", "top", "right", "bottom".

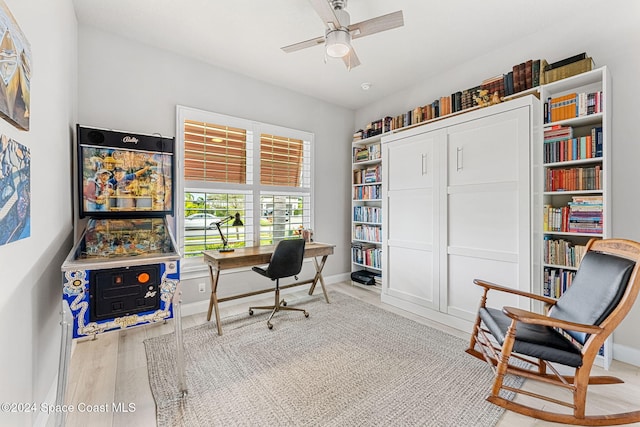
[
  {"left": 308, "top": 255, "right": 330, "bottom": 303},
  {"left": 206, "top": 265, "right": 223, "bottom": 335}
]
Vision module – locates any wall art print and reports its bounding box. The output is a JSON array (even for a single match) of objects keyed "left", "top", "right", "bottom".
[
  {"left": 0, "top": 1, "right": 31, "bottom": 130},
  {"left": 0, "top": 133, "right": 30, "bottom": 245}
]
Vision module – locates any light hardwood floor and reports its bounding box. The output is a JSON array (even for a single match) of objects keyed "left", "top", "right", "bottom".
[{"left": 62, "top": 281, "right": 640, "bottom": 427}]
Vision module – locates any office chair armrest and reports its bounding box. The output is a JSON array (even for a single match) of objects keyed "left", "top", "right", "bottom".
[
  {"left": 502, "top": 306, "right": 604, "bottom": 335},
  {"left": 473, "top": 279, "right": 557, "bottom": 305}
]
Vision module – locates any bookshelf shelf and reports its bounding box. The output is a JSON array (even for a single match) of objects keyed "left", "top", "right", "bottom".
[
  {"left": 352, "top": 262, "right": 382, "bottom": 270},
  {"left": 544, "top": 190, "right": 603, "bottom": 196},
  {"left": 539, "top": 66, "right": 611, "bottom": 368},
  {"left": 544, "top": 263, "right": 579, "bottom": 271},
  {"left": 546, "top": 112, "right": 603, "bottom": 128},
  {"left": 353, "top": 159, "right": 381, "bottom": 166},
  {"left": 544, "top": 231, "right": 604, "bottom": 237},
  {"left": 544, "top": 158, "right": 602, "bottom": 167},
  {"left": 353, "top": 238, "right": 381, "bottom": 244}
]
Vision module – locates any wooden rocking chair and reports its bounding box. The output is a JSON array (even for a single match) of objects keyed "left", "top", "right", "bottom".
[{"left": 466, "top": 238, "right": 640, "bottom": 425}]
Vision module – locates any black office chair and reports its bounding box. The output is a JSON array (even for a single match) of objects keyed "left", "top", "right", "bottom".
[{"left": 248, "top": 238, "right": 308, "bottom": 329}]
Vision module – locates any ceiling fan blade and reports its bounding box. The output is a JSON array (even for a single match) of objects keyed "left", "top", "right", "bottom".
[
  {"left": 308, "top": 0, "right": 342, "bottom": 29},
  {"left": 349, "top": 10, "right": 404, "bottom": 40},
  {"left": 342, "top": 48, "right": 361, "bottom": 70},
  {"left": 281, "top": 35, "right": 325, "bottom": 53}
]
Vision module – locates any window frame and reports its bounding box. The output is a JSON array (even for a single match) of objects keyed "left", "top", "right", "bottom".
[{"left": 176, "top": 105, "right": 314, "bottom": 270}]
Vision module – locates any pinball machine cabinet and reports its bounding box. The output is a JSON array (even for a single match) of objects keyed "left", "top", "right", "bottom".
[
  {"left": 61, "top": 125, "right": 180, "bottom": 337},
  {"left": 61, "top": 217, "right": 179, "bottom": 338},
  {"left": 56, "top": 126, "right": 185, "bottom": 424}
]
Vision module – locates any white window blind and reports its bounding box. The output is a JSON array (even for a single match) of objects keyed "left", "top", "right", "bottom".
[
  {"left": 183, "top": 120, "right": 249, "bottom": 184},
  {"left": 177, "top": 106, "right": 313, "bottom": 261},
  {"left": 260, "top": 134, "right": 307, "bottom": 187}
]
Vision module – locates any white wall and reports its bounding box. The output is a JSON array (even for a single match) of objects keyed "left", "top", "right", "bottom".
[
  {"left": 76, "top": 26, "right": 354, "bottom": 305},
  {"left": 355, "top": 6, "right": 640, "bottom": 364},
  {"left": 0, "top": 0, "right": 77, "bottom": 426}
]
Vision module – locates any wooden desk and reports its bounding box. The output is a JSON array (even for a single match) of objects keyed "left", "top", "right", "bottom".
[{"left": 203, "top": 242, "right": 335, "bottom": 335}]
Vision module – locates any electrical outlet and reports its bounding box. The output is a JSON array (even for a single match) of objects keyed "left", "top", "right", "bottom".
[{"left": 198, "top": 282, "right": 206, "bottom": 293}]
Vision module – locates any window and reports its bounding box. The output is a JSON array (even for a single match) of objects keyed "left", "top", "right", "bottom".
[{"left": 177, "top": 106, "right": 313, "bottom": 261}]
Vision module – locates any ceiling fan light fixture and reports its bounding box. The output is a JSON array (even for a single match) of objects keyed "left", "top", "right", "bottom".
[{"left": 325, "top": 29, "right": 351, "bottom": 58}]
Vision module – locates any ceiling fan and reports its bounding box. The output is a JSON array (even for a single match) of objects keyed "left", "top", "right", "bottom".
[{"left": 281, "top": 0, "right": 404, "bottom": 69}]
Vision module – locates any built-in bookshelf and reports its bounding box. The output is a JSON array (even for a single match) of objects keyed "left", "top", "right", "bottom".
[
  {"left": 539, "top": 66, "right": 611, "bottom": 368},
  {"left": 351, "top": 136, "right": 383, "bottom": 291},
  {"left": 349, "top": 63, "right": 612, "bottom": 362}
]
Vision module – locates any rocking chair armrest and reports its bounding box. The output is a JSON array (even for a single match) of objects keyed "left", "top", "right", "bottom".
[
  {"left": 502, "top": 306, "right": 604, "bottom": 335},
  {"left": 473, "top": 279, "right": 557, "bottom": 305}
]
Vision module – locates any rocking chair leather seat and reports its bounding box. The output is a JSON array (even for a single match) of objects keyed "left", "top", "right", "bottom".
[
  {"left": 466, "top": 238, "right": 640, "bottom": 426},
  {"left": 479, "top": 307, "right": 583, "bottom": 367}
]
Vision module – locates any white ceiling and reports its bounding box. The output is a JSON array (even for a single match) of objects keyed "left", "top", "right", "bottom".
[{"left": 72, "top": 0, "right": 591, "bottom": 110}]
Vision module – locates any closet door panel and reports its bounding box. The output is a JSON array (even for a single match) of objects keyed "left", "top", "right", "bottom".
[
  {"left": 446, "top": 254, "right": 519, "bottom": 321},
  {"left": 387, "top": 135, "right": 435, "bottom": 190},
  {"left": 388, "top": 189, "right": 433, "bottom": 244},
  {"left": 447, "top": 188, "right": 518, "bottom": 252},
  {"left": 387, "top": 246, "right": 436, "bottom": 308},
  {"left": 447, "top": 114, "right": 523, "bottom": 186}
]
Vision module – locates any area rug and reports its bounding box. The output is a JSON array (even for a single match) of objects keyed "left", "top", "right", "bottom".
[{"left": 144, "top": 291, "right": 521, "bottom": 426}]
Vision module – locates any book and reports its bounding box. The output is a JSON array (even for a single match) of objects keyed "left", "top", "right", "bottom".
[
  {"left": 544, "top": 52, "right": 587, "bottom": 71},
  {"left": 544, "top": 57, "right": 594, "bottom": 84},
  {"left": 532, "top": 59, "right": 541, "bottom": 87}
]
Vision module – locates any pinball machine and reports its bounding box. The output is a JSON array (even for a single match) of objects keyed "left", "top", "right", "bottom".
[{"left": 56, "top": 126, "right": 186, "bottom": 421}]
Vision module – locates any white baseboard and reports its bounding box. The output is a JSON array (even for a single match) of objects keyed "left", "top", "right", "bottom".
[
  {"left": 180, "top": 272, "right": 349, "bottom": 317},
  {"left": 613, "top": 343, "right": 640, "bottom": 367}
]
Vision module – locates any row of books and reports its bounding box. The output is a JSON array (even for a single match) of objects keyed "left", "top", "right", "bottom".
[
  {"left": 385, "top": 89, "right": 481, "bottom": 131},
  {"left": 351, "top": 243, "right": 382, "bottom": 269},
  {"left": 353, "top": 147, "right": 369, "bottom": 162},
  {"left": 355, "top": 119, "right": 389, "bottom": 140},
  {"left": 353, "top": 164, "right": 381, "bottom": 185},
  {"left": 354, "top": 57, "right": 547, "bottom": 140},
  {"left": 544, "top": 196, "right": 603, "bottom": 234},
  {"left": 544, "top": 135, "right": 603, "bottom": 163},
  {"left": 545, "top": 165, "right": 602, "bottom": 192},
  {"left": 353, "top": 206, "right": 382, "bottom": 223},
  {"left": 353, "top": 224, "right": 382, "bottom": 243},
  {"left": 543, "top": 237, "right": 586, "bottom": 268},
  {"left": 354, "top": 53, "right": 594, "bottom": 143},
  {"left": 353, "top": 143, "right": 381, "bottom": 162},
  {"left": 543, "top": 267, "right": 576, "bottom": 299},
  {"left": 353, "top": 184, "right": 381, "bottom": 201},
  {"left": 544, "top": 91, "right": 603, "bottom": 123}
]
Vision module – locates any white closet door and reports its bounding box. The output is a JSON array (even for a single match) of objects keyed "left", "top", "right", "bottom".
[
  {"left": 384, "top": 130, "right": 443, "bottom": 310},
  {"left": 444, "top": 106, "right": 531, "bottom": 321}
]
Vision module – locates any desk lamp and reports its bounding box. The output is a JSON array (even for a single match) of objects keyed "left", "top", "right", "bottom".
[{"left": 215, "top": 213, "right": 243, "bottom": 252}]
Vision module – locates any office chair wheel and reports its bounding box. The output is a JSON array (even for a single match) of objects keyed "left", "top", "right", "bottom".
[
  {"left": 304, "top": 311, "right": 309, "bottom": 318},
  {"left": 282, "top": 300, "right": 287, "bottom": 306},
  {"left": 249, "top": 309, "right": 254, "bottom": 315},
  {"left": 267, "top": 322, "right": 273, "bottom": 329}
]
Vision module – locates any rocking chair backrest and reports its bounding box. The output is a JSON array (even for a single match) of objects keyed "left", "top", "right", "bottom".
[{"left": 550, "top": 248, "right": 636, "bottom": 345}]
